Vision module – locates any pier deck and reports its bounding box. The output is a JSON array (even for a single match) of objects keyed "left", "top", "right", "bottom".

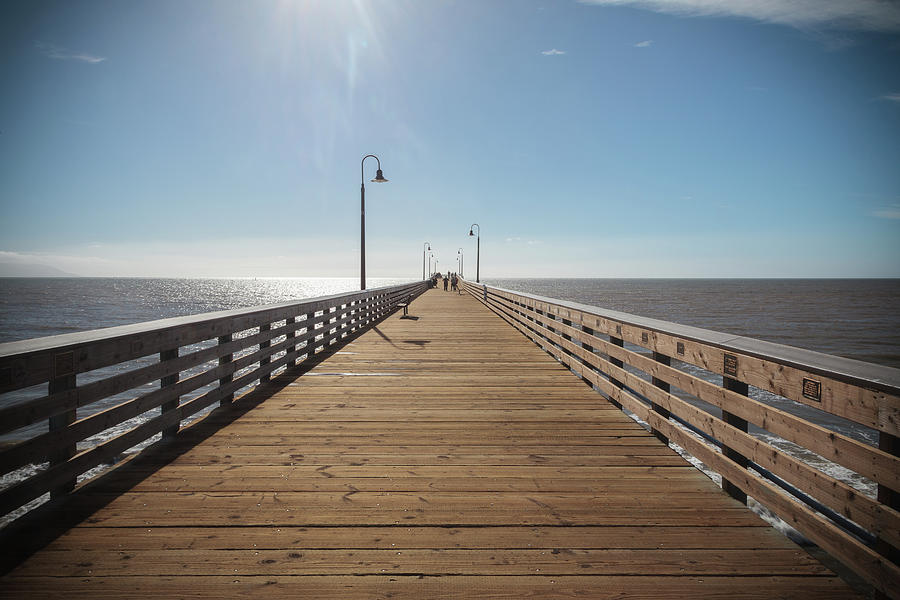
[{"left": 1, "top": 289, "right": 857, "bottom": 598}]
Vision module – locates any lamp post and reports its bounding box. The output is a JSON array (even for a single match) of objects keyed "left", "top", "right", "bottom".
[
  {"left": 457, "top": 248, "right": 464, "bottom": 278},
  {"left": 360, "top": 154, "right": 388, "bottom": 290},
  {"left": 468, "top": 223, "right": 480, "bottom": 283},
  {"left": 422, "top": 242, "right": 431, "bottom": 280},
  {"left": 428, "top": 251, "right": 434, "bottom": 277}
]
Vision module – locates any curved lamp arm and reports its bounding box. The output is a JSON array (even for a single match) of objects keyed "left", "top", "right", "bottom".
[{"left": 362, "top": 154, "right": 387, "bottom": 184}]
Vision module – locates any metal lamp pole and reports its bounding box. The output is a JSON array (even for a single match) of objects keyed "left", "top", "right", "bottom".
[
  {"left": 423, "top": 242, "right": 431, "bottom": 280},
  {"left": 360, "top": 154, "right": 388, "bottom": 290},
  {"left": 468, "top": 223, "right": 480, "bottom": 283},
  {"left": 457, "top": 248, "right": 464, "bottom": 278}
]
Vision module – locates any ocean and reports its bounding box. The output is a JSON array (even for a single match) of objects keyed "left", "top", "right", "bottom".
[{"left": 1, "top": 277, "right": 898, "bottom": 536}]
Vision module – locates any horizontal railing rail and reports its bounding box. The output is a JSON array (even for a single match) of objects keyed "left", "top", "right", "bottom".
[
  {"left": 0, "top": 281, "right": 427, "bottom": 523},
  {"left": 462, "top": 279, "right": 900, "bottom": 598}
]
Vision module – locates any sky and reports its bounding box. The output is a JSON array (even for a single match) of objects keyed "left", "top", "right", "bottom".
[{"left": 1, "top": 0, "right": 899, "bottom": 279}]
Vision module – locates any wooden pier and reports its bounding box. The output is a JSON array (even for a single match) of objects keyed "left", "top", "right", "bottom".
[{"left": 0, "top": 287, "right": 872, "bottom": 598}]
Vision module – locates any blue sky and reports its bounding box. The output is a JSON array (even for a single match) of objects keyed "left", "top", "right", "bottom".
[{"left": 1, "top": 0, "right": 899, "bottom": 278}]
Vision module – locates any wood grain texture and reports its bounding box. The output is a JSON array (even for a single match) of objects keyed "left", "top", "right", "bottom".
[{"left": 0, "top": 289, "right": 859, "bottom": 599}]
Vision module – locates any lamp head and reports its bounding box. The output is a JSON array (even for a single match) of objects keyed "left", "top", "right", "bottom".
[
  {"left": 371, "top": 169, "right": 388, "bottom": 183},
  {"left": 468, "top": 229, "right": 474, "bottom": 236}
]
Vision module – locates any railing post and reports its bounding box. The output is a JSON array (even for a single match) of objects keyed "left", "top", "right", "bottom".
[
  {"left": 218, "top": 334, "right": 233, "bottom": 406},
  {"left": 608, "top": 327, "right": 624, "bottom": 410},
  {"left": 877, "top": 432, "right": 899, "bottom": 570},
  {"left": 285, "top": 316, "right": 296, "bottom": 363},
  {"left": 582, "top": 326, "right": 595, "bottom": 357},
  {"left": 48, "top": 365, "right": 76, "bottom": 498},
  {"left": 536, "top": 307, "right": 552, "bottom": 348},
  {"left": 336, "top": 305, "right": 345, "bottom": 340},
  {"left": 561, "top": 318, "right": 574, "bottom": 360},
  {"left": 651, "top": 351, "right": 672, "bottom": 445},
  {"left": 360, "top": 296, "right": 369, "bottom": 327},
  {"left": 722, "top": 376, "right": 749, "bottom": 505},
  {"left": 160, "top": 348, "right": 180, "bottom": 439},
  {"left": 306, "top": 312, "right": 318, "bottom": 359},
  {"left": 581, "top": 325, "right": 601, "bottom": 391},
  {"left": 259, "top": 323, "right": 271, "bottom": 383}
]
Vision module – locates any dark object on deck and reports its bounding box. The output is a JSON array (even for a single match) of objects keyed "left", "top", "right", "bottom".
[{"left": 398, "top": 294, "right": 414, "bottom": 318}]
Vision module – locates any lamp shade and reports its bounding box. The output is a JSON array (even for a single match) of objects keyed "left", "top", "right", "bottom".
[
  {"left": 468, "top": 229, "right": 474, "bottom": 236},
  {"left": 371, "top": 169, "right": 388, "bottom": 183}
]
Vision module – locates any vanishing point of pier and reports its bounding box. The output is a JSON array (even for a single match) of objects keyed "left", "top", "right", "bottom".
[{"left": 0, "top": 282, "right": 898, "bottom": 598}]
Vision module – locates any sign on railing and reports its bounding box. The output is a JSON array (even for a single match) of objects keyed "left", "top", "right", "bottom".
[
  {"left": 0, "top": 282, "right": 427, "bottom": 524},
  {"left": 462, "top": 280, "right": 900, "bottom": 597}
]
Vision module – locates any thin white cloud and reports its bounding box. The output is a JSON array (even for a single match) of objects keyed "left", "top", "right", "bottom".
[
  {"left": 36, "top": 42, "right": 106, "bottom": 64},
  {"left": 872, "top": 205, "right": 900, "bottom": 219},
  {"left": 634, "top": 40, "right": 653, "bottom": 47},
  {"left": 879, "top": 93, "right": 900, "bottom": 103},
  {"left": 541, "top": 48, "right": 566, "bottom": 55},
  {"left": 578, "top": 0, "right": 900, "bottom": 32}
]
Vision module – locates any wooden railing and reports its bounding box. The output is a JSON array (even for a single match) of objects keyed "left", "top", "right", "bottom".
[
  {"left": 0, "top": 281, "right": 427, "bottom": 522},
  {"left": 463, "top": 280, "right": 900, "bottom": 597}
]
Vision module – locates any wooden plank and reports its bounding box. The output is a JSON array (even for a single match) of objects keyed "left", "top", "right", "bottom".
[
  {"left": 0, "top": 575, "right": 858, "bottom": 600},
  {"left": 12, "top": 548, "right": 827, "bottom": 577},
  {"left": 39, "top": 525, "right": 797, "bottom": 551},
  {"left": 102, "top": 476, "right": 741, "bottom": 494},
  {"left": 141, "top": 453, "right": 689, "bottom": 467}
]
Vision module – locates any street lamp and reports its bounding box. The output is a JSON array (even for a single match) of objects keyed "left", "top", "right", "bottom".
[
  {"left": 360, "top": 154, "right": 388, "bottom": 290},
  {"left": 468, "top": 223, "right": 480, "bottom": 283},
  {"left": 428, "top": 250, "right": 434, "bottom": 277},
  {"left": 457, "top": 248, "right": 464, "bottom": 278},
  {"left": 423, "top": 242, "right": 431, "bottom": 280}
]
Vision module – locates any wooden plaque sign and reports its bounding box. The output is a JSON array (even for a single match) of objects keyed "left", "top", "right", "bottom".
[
  {"left": 676, "top": 342, "right": 685, "bottom": 356},
  {"left": 723, "top": 353, "right": 738, "bottom": 377},
  {"left": 641, "top": 332, "right": 649, "bottom": 344},
  {"left": 802, "top": 378, "right": 822, "bottom": 402}
]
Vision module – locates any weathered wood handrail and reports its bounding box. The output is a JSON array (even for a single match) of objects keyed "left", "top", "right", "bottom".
[
  {"left": 0, "top": 281, "right": 427, "bottom": 521},
  {"left": 462, "top": 279, "right": 900, "bottom": 596}
]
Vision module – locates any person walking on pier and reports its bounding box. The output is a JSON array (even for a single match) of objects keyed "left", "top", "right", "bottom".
[
  {"left": 443, "top": 274, "right": 448, "bottom": 291},
  {"left": 451, "top": 273, "right": 458, "bottom": 293}
]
